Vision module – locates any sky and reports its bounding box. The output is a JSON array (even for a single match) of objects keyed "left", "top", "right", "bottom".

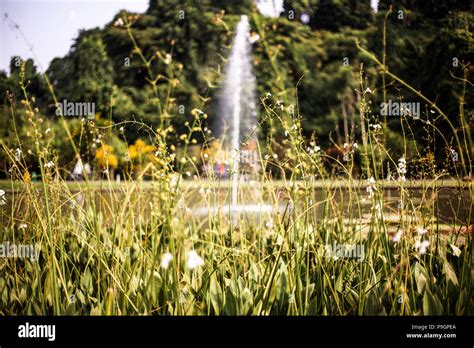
[
  {"left": 0, "top": 0, "right": 149, "bottom": 73},
  {"left": 1, "top": 0, "right": 378, "bottom": 74}
]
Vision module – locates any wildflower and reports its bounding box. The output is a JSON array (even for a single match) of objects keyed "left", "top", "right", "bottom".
[
  {"left": 272, "top": 153, "right": 278, "bottom": 160},
  {"left": 170, "top": 174, "right": 179, "bottom": 189},
  {"left": 45, "top": 128, "right": 51, "bottom": 135},
  {"left": 0, "top": 190, "right": 6, "bottom": 205},
  {"left": 119, "top": 126, "right": 124, "bottom": 132},
  {"left": 191, "top": 108, "right": 204, "bottom": 117},
  {"left": 15, "top": 148, "right": 22, "bottom": 161},
  {"left": 187, "top": 250, "right": 204, "bottom": 269},
  {"left": 265, "top": 92, "right": 272, "bottom": 97},
  {"left": 353, "top": 142, "right": 358, "bottom": 149},
  {"left": 249, "top": 32, "right": 260, "bottom": 43},
  {"left": 103, "top": 169, "right": 109, "bottom": 175},
  {"left": 365, "top": 87, "right": 372, "bottom": 94},
  {"left": 392, "top": 229, "right": 403, "bottom": 243},
  {"left": 415, "top": 240, "right": 430, "bottom": 255},
  {"left": 366, "top": 176, "right": 376, "bottom": 198},
  {"left": 164, "top": 53, "right": 171, "bottom": 65},
  {"left": 114, "top": 18, "right": 124, "bottom": 27},
  {"left": 19, "top": 223, "right": 27, "bottom": 229},
  {"left": 160, "top": 252, "right": 173, "bottom": 269},
  {"left": 265, "top": 219, "right": 273, "bottom": 230},
  {"left": 416, "top": 227, "right": 427, "bottom": 235},
  {"left": 398, "top": 157, "right": 407, "bottom": 181},
  {"left": 370, "top": 124, "right": 382, "bottom": 131},
  {"left": 44, "top": 161, "right": 54, "bottom": 169}
]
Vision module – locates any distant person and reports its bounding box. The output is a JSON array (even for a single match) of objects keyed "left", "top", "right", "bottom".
[{"left": 72, "top": 158, "right": 91, "bottom": 180}]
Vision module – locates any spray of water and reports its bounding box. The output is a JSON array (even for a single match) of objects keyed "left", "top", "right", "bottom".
[{"left": 218, "top": 15, "right": 257, "bottom": 216}]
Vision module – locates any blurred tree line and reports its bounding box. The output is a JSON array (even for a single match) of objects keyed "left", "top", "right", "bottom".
[{"left": 0, "top": 0, "right": 472, "bottom": 178}]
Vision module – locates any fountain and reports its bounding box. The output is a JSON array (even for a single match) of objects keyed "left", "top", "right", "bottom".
[
  {"left": 201, "top": 15, "right": 272, "bottom": 222},
  {"left": 218, "top": 14, "right": 257, "bottom": 208}
]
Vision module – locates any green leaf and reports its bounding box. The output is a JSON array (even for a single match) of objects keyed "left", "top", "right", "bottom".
[
  {"left": 90, "top": 306, "right": 101, "bottom": 316},
  {"left": 241, "top": 287, "right": 253, "bottom": 315},
  {"left": 210, "top": 274, "right": 223, "bottom": 315},
  {"left": 423, "top": 289, "right": 443, "bottom": 315},
  {"left": 414, "top": 262, "right": 427, "bottom": 294},
  {"left": 306, "top": 296, "right": 318, "bottom": 315},
  {"left": 224, "top": 287, "right": 237, "bottom": 315},
  {"left": 443, "top": 260, "right": 458, "bottom": 287}
]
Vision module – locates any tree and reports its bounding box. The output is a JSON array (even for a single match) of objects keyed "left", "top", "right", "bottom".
[{"left": 311, "top": 0, "right": 373, "bottom": 31}]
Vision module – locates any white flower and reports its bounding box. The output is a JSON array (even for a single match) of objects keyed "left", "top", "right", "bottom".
[
  {"left": 249, "top": 33, "right": 260, "bottom": 43},
  {"left": 114, "top": 18, "right": 124, "bottom": 27},
  {"left": 265, "top": 92, "right": 272, "bottom": 97},
  {"left": 353, "top": 142, "right": 358, "bottom": 149},
  {"left": 398, "top": 157, "right": 407, "bottom": 174},
  {"left": 164, "top": 53, "right": 171, "bottom": 65},
  {"left": 0, "top": 189, "right": 6, "bottom": 205},
  {"left": 397, "top": 157, "right": 407, "bottom": 181},
  {"left": 45, "top": 128, "right": 51, "bottom": 134},
  {"left": 160, "top": 252, "right": 173, "bottom": 269},
  {"left": 392, "top": 229, "right": 403, "bottom": 243},
  {"left": 15, "top": 148, "right": 22, "bottom": 161},
  {"left": 415, "top": 240, "right": 430, "bottom": 255},
  {"left": 365, "top": 87, "right": 373, "bottom": 94},
  {"left": 416, "top": 227, "right": 427, "bottom": 235},
  {"left": 187, "top": 250, "right": 204, "bottom": 270},
  {"left": 265, "top": 219, "right": 274, "bottom": 230},
  {"left": 19, "top": 223, "right": 27, "bottom": 229},
  {"left": 366, "top": 176, "right": 377, "bottom": 198},
  {"left": 119, "top": 126, "right": 124, "bottom": 132},
  {"left": 44, "top": 161, "right": 54, "bottom": 169},
  {"left": 371, "top": 124, "right": 382, "bottom": 131},
  {"left": 300, "top": 13, "right": 310, "bottom": 24}
]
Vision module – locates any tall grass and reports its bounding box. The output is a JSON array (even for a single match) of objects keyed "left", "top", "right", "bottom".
[{"left": 0, "top": 13, "right": 472, "bottom": 316}]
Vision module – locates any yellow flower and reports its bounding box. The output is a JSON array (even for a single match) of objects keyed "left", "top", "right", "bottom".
[
  {"left": 23, "top": 171, "right": 31, "bottom": 183},
  {"left": 95, "top": 144, "right": 118, "bottom": 168}
]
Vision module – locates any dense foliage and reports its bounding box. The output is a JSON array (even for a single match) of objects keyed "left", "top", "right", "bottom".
[{"left": 0, "top": 0, "right": 472, "bottom": 178}]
